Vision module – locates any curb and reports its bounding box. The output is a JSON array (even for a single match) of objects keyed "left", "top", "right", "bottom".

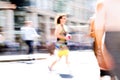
[
  {"left": 0, "top": 50, "right": 94, "bottom": 62},
  {"left": 0, "top": 53, "right": 49, "bottom": 62},
  {"left": 0, "top": 58, "right": 47, "bottom": 62}
]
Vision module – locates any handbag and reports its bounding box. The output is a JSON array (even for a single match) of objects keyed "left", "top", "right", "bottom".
[{"left": 46, "top": 43, "right": 55, "bottom": 55}]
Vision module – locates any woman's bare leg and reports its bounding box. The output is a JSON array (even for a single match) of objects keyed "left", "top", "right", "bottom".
[
  {"left": 49, "top": 56, "right": 61, "bottom": 71},
  {"left": 65, "top": 55, "right": 69, "bottom": 64}
]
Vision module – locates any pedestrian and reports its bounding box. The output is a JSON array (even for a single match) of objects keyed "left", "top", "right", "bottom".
[
  {"left": 89, "top": 14, "right": 115, "bottom": 80},
  {"left": 48, "top": 13, "right": 71, "bottom": 71},
  {"left": 0, "top": 33, "right": 5, "bottom": 43},
  {"left": 94, "top": 0, "right": 120, "bottom": 79},
  {"left": 21, "top": 21, "right": 39, "bottom": 54}
]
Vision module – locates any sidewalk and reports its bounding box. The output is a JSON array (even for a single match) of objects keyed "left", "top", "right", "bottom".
[
  {"left": 0, "top": 50, "right": 101, "bottom": 80},
  {"left": 0, "top": 53, "right": 50, "bottom": 62}
]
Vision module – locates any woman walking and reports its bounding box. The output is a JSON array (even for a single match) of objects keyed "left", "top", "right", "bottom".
[{"left": 48, "top": 13, "right": 71, "bottom": 71}]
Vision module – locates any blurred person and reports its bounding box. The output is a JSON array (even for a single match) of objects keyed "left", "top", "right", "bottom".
[
  {"left": 94, "top": 0, "right": 120, "bottom": 79},
  {"left": 89, "top": 15, "right": 115, "bottom": 80},
  {"left": 0, "top": 33, "right": 5, "bottom": 43},
  {"left": 21, "top": 21, "right": 39, "bottom": 54},
  {"left": 48, "top": 13, "right": 72, "bottom": 71},
  {"left": 0, "top": 33, "right": 5, "bottom": 52}
]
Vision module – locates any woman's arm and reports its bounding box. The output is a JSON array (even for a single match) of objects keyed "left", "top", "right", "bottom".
[{"left": 94, "top": 1, "right": 106, "bottom": 49}]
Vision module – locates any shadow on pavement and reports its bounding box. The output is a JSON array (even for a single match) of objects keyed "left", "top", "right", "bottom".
[{"left": 59, "top": 73, "right": 73, "bottom": 78}]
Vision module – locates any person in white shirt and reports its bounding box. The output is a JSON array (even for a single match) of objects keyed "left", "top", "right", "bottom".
[{"left": 21, "top": 21, "right": 39, "bottom": 54}]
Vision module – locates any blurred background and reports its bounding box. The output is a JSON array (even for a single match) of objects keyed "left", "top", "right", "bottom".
[{"left": 0, "top": 0, "right": 97, "bottom": 55}]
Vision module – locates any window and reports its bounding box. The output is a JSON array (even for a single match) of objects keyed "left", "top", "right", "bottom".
[{"left": 15, "top": 15, "right": 25, "bottom": 26}]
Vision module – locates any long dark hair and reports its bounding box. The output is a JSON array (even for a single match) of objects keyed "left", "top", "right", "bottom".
[{"left": 56, "top": 15, "right": 66, "bottom": 24}]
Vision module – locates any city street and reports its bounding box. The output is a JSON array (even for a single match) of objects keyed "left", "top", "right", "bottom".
[
  {"left": 0, "top": 50, "right": 100, "bottom": 80},
  {"left": 0, "top": 0, "right": 98, "bottom": 80}
]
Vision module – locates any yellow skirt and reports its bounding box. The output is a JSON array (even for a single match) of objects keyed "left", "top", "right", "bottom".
[{"left": 58, "top": 49, "right": 69, "bottom": 57}]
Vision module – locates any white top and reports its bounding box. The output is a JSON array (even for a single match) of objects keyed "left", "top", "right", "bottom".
[{"left": 21, "top": 26, "right": 39, "bottom": 40}]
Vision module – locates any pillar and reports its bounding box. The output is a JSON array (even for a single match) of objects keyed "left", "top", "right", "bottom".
[
  {"left": 4, "top": 10, "right": 15, "bottom": 41},
  {"left": 44, "top": 16, "right": 51, "bottom": 42}
]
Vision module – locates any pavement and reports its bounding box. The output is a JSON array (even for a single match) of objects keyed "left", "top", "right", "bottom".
[
  {"left": 0, "top": 50, "right": 101, "bottom": 80},
  {"left": 0, "top": 50, "right": 119, "bottom": 80}
]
